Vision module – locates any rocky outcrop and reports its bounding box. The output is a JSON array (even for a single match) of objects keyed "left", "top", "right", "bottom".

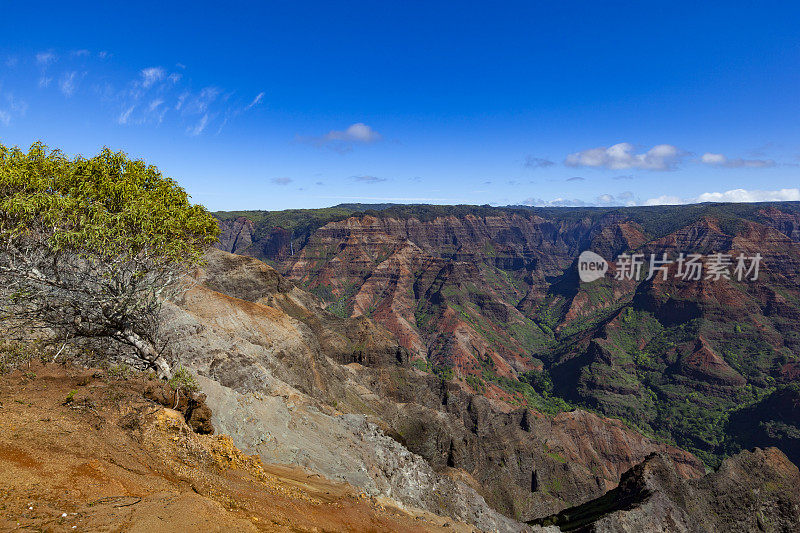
[
  {"left": 534, "top": 447, "right": 800, "bottom": 532},
  {"left": 216, "top": 216, "right": 255, "bottom": 254},
  {"left": 143, "top": 380, "right": 215, "bottom": 434}
]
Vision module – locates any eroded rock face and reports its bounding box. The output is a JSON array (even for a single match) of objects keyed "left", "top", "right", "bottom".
[
  {"left": 216, "top": 216, "right": 255, "bottom": 254},
  {"left": 143, "top": 381, "right": 215, "bottom": 434},
  {"left": 534, "top": 447, "right": 800, "bottom": 532},
  {"left": 161, "top": 249, "right": 706, "bottom": 526}
]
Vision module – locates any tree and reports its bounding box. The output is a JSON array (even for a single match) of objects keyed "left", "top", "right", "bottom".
[{"left": 0, "top": 142, "right": 219, "bottom": 378}]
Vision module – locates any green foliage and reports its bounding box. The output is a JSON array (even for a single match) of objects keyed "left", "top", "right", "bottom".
[
  {"left": 0, "top": 340, "right": 46, "bottom": 374},
  {"left": 520, "top": 369, "right": 554, "bottom": 394},
  {"left": 432, "top": 364, "right": 454, "bottom": 381},
  {"left": 0, "top": 141, "right": 219, "bottom": 265},
  {"left": 489, "top": 372, "right": 572, "bottom": 415},
  {"left": 107, "top": 363, "right": 132, "bottom": 379},
  {"left": 215, "top": 206, "right": 365, "bottom": 244},
  {"left": 64, "top": 389, "right": 77, "bottom": 404},
  {"left": 167, "top": 366, "right": 200, "bottom": 393},
  {"left": 411, "top": 359, "right": 432, "bottom": 372},
  {"left": 546, "top": 451, "right": 567, "bottom": 464},
  {"left": 465, "top": 374, "right": 486, "bottom": 393}
]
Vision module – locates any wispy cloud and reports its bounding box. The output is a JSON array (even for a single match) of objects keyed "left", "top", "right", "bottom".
[
  {"left": 0, "top": 90, "right": 28, "bottom": 126},
  {"left": 59, "top": 71, "right": 81, "bottom": 97},
  {"left": 140, "top": 67, "right": 166, "bottom": 88},
  {"left": 187, "top": 114, "right": 209, "bottom": 136},
  {"left": 118, "top": 106, "right": 134, "bottom": 125},
  {"left": 524, "top": 156, "right": 555, "bottom": 169},
  {"left": 23, "top": 50, "right": 262, "bottom": 135},
  {"left": 180, "top": 87, "right": 221, "bottom": 115},
  {"left": 566, "top": 143, "right": 684, "bottom": 171},
  {"left": 351, "top": 175, "right": 387, "bottom": 183},
  {"left": 245, "top": 91, "right": 264, "bottom": 110},
  {"left": 699, "top": 153, "right": 775, "bottom": 168},
  {"left": 566, "top": 176, "right": 585, "bottom": 182},
  {"left": 36, "top": 51, "right": 57, "bottom": 66},
  {"left": 271, "top": 177, "right": 292, "bottom": 185}
]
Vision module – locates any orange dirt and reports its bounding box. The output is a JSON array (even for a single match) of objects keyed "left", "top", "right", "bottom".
[{"left": 0, "top": 362, "right": 475, "bottom": 532}]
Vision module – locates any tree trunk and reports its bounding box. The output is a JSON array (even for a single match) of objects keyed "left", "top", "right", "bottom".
[
  {"left": 119, "top": 330, "right": 172, "bottom": 380},
  {"left": 150, "top": 354, "right": 173, "bottom": 380}
]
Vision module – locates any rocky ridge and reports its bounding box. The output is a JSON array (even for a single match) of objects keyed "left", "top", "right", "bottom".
[{"left": 534, "top": 447, "right": 800, "bottom": 532}]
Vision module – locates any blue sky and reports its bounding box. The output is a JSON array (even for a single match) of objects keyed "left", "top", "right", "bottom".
[{"left": 1, "top": 1, "right": 799, "bottom": 211}]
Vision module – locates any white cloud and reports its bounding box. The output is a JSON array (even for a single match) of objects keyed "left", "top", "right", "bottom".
[
  {"left": 18, "top": 50, "right": 260, "bottom": 137},
  {"left": 175, "top": 92, "right": 188, "bottom": 111},
  {"left": 301, "top": 123, "right": 383, "bottom": 153},
  {"left": 700, "top": 152, "right": 775, "bottom": 168},
  {"left": 245, "top": 91, "right": 264, "bottom": 110},
  {"left": 0, "top": 110, "right": 10, "bottom": 126},
  {"left": 696, "top": 188, "right": 799, "bottom": 202},
  {"left": 118, "top": 106, "right": 134, "bottom": 125},
  {"left": 271, "top": 177, "right": 292, "bottom": 185},
  {"left": 565, "top": 142, "right": 683, "bottom": 171},
  {"left": 181, "top": 87, "right": 221, "bottom": 114},
  {"left": 643, "top": 195, "right": 685, "bottom": 206},
  {"left": 325, "top": 123, "right": 382, "bottom": 143},
  {"left": 645, "top": 188, "right": 800, "bottom": 205},
  {"left": 187, "top": 114, "right": 209, "bottom": 136},
  {"left": 59, "top": 71, "right": 80, "bottom": 97},
  {"left": 36, "top": 51, "right": 56, "bottom": 66},
  {"left": 522, "top": 192, "right": 636, "bottom": 207},
  {"left": 140, "top": 67, "right": 166, "bottom": 88}
]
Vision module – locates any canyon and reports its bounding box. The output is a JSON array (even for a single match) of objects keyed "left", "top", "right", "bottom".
[{"left": 216, "top": 202, "right": 800, "bottom": 470}]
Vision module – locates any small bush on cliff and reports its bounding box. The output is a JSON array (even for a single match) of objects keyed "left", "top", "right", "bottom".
[
  {"left": 168, "top": 366, "right": 199, "bottom": 393},
  {"left": 0, "top": 142, "right": 219, "bottom": 378}
]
